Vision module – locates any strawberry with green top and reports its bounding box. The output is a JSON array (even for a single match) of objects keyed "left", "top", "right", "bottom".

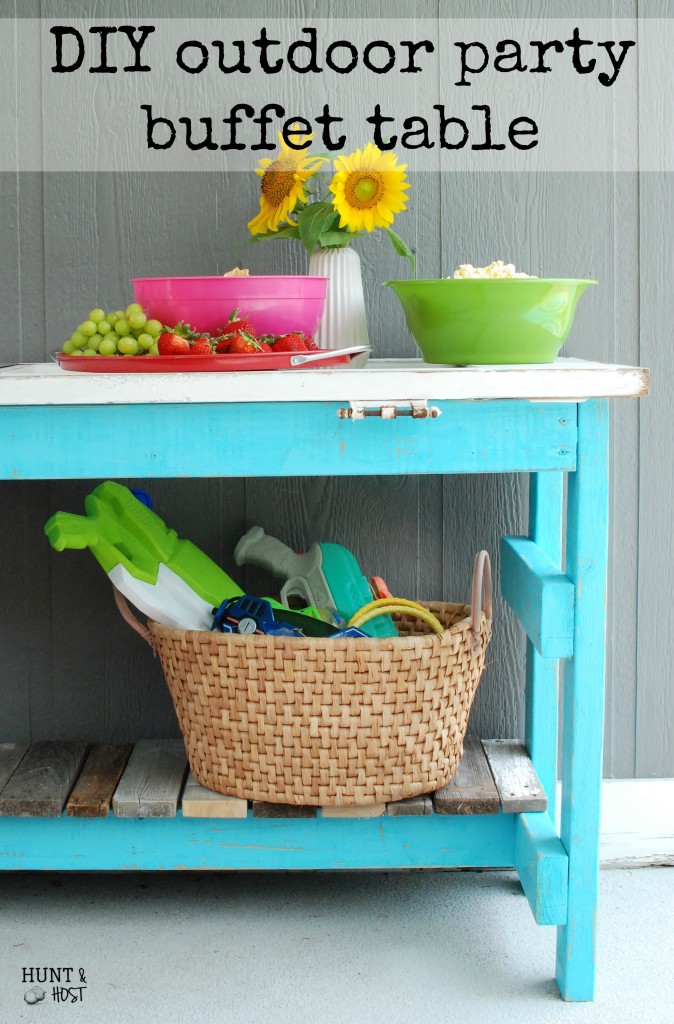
[
  {"left": 191, "top": 337, "right": 215, "bottom": 355},
  {"left": 214, "top": 335, "right": 234, "bottom": 354},
  {"left": 224, "top": 308, "right": 253, "bottom": 335},
  {"left": 214, "top": 308, "right": 261, "bottom": 354},
  {"left": 158, "top": 321, "right": 199, "bottom": 356},
  {"left": 158, "top": 333, "right": 190, "bottom": 355},
  {"left": 272, "top": 332, "right": 309, "bottom": 353},
  {"left": 227, "top": 331, "right": 272, "bottom": 355}
]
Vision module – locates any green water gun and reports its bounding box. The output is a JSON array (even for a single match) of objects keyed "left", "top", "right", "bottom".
[{"left": 44, "top": 481, "right": 243, "bottom": 629}]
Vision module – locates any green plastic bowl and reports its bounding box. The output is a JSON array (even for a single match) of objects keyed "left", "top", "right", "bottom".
[{"left": 384, "top": 278, "right": 596, "bottom": 364}]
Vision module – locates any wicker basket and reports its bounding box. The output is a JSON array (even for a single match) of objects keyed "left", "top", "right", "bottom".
[{"left": 116, "top": 551, "right": 492, "bottom": 806}]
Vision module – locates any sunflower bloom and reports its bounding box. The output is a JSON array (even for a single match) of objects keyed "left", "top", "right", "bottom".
[
  {"left": 329, "top": 143, "right": 410, "bottom": 233},
  {"left": 248, "top": 129, "right": 327, "bottom": 236}
]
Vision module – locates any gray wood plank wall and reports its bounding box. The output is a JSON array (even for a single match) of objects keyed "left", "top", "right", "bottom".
[{"left": 0, "top": 1, "right": 669, "bottom": 777}]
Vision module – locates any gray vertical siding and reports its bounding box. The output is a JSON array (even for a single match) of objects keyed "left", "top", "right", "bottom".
[{"left": 0, "top": 1, "right": 668, "bottom": 776}]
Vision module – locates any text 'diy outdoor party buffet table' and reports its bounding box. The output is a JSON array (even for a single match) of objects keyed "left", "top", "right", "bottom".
[{"left": 0, "top": 357, "right": 649, "bottom": 1002}]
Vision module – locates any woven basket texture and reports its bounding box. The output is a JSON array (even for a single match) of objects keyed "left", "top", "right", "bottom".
[{"left": 149, "top": 601, "right": 491, "bottom": 806}]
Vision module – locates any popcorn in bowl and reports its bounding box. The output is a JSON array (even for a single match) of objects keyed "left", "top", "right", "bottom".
[{"left": 451, "top": 260, "right": 536, "bottom": 279}]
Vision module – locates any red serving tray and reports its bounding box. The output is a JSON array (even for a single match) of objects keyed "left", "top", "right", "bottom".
[{"left": 56, "top": 349, "right": 353, "bottom": 373}]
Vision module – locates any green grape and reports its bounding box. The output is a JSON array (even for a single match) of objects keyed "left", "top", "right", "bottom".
[
  {"left": 89, "top": 308, "right": 105, "bottom": 324},
  {"left": 144, "top": 319, "right": 163, "bottom": 338},
  {"left": 114, "top": 318, "right": 130, "bottom": 336},
  {"left": 149, "top": 343, "right": 160, "bottom": 356},
  {"left": 125, "top": 302, "right": 144, "bottom": 318},
  {"left": 117, "top": 336, "right": 139, "bottom": 355},
  {"left": 128, "top": 312, "right": 147, "bottom": 331},
  {"left": 99, "top": 337, "right": 118, "bottom": 356},
  {"left": 87, "top": 334, "right": 102, "bottom": 351},
  {"left": 137, "top": 333, "right": 153, "bottom": 351},
  {"left": 97, "top": 320, "right": 111, "bottom": 336},
  {"left": 80, "top": 320, "right": 97, "bottom": 337},
  {"left": 70, "top": 330, "right": 87, "bottom": 347},
  {"left": 69, "top": 349, "right": 83, "bottom": 357},
  {"left": 62, "top": 340, "right": 74, "bottom": 354},
  {"left": 82, "top": 348, "right": 98, "bottom": 357},
  {"left": 107, "top": 312, "right": 119, "bottom": 327}
]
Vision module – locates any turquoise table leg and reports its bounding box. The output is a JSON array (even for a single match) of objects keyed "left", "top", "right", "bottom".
[
  {"left": 556, "top": 399, "right": 609, "bottom": 1001},
  {"left": 525, "top": 470, "right": 564, "bottom": 823}
]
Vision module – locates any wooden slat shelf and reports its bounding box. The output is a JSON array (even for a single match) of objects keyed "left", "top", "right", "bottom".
[
  {"left": 0, "top": 737, "right": 546, "bottom": 819},
  {"left": 0, "top": 741, "right": 87, "bottom": 818}
]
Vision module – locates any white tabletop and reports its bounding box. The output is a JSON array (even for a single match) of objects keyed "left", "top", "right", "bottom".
[{"left": 0, "top": 358, "right": 649, "bottom": 406}]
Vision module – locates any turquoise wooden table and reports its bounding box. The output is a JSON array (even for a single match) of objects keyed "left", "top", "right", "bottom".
[{"left": 0, "top": 357, "right": 649, "bottom": 1001}]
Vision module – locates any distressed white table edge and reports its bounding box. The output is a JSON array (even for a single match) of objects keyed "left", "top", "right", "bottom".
[{"left": 0, "top": 357, "right": 650, "bottom": 405}]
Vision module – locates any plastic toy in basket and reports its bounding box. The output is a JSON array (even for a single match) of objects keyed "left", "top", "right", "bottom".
[
  {"left": 212, "top": 595, "right": 304, "bottom": 637},
  {"left": 211, "top": 595, "right": 371, "bottom": 639},
  {"left": 44, "top": 480, "right": 243, "bottom": 630},
  {"left": 234, "top": 526, "right": 398, "bottom": 638}
]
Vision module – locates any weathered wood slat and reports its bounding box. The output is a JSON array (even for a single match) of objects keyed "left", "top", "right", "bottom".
[
  {"left": 0, "top": 743, "right": 28, "bottom": 794},
  {"left": 0, "top": 741, "right": 87, "bottom": 817},
  {"left": 252, "top": 802, "right": 317, "bottom": 818},
  {"left": 433, "top": 737, "right": 501, "bottom": 815},
  {"left": 66, "top": 744, "right": 133, "bottom": 818},
  {"left": 321, "top": 804, "right": 386, "bottom": 818},
  {"left": 386, "top": 795, "right": 433, "bottom": 816},
  {"left": 112, "top": 740, "right": 187, "bottom": 818},
  {"left": 482, "top": 739, "right": 547, "bottom": 813},
  {"left": 181, "top": 774, "right": 248, "bottom": 819}
]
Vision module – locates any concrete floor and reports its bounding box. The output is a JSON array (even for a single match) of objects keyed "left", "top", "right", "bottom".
[{"left": 0, "top": 868, "right": 672, "bottom": 1023}]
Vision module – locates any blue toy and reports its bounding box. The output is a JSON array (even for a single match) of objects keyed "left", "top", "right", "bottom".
[
  {"left": 211, "top": 595, "right": 304, "bottom": 636},
  {"left": 211, "top": 595, "right": 371, "bottom": 639}
]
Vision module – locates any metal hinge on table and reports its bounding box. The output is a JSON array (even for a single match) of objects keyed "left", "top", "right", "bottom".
[{"left": 337, "top": 399, "right": 442, "bottom": 420}]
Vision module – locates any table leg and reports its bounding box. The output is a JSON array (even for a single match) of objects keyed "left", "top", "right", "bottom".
[
  {"left": 556, "top": 399, "right": 609, "bottom": 1001},
  {"left": 525, "top": 470, "right": 564, "bottom": 823}
]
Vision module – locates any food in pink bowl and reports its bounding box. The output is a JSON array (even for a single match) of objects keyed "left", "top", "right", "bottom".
[{"left": 132, "top": 276, "right": 328, "bottom": 338}]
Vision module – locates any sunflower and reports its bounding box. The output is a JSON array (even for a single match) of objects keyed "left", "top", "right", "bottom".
[
  {"left": 329, "top": 143, "right": 410, "bottom": 233},
  {"left": 247, "top": 129, "right": 327, "bottom": 236}
]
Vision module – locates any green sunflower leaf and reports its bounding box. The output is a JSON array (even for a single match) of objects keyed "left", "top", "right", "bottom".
[
  {"left": 297, "top": 202, "right": 340, "bottom": 256},
  {"left": 315, "top": 230, "right": 356, "bottom": 248},
  {"left": 250, "top": 224, "right": 301, "bottom": 242},
  {"left": 384, "top": 228, "right": 416, "bottom": 275}
]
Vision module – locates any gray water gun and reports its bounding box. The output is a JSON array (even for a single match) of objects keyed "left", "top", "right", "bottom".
[{"left": 234, "top": 526, "right": 397, "bottom": 639}]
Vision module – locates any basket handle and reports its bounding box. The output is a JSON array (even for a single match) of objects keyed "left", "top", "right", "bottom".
[
  {"left": 112, "top": 587, "right": 157, "bottom": 653},
  {"left": 471, "top": 550, "right": 493, "bottom": 655}
]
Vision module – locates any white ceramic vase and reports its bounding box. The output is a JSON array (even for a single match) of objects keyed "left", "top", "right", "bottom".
[{"left": 308, "top": 246, "right": 370, "bottom": 351}]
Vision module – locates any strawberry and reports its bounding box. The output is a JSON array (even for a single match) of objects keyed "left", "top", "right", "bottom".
[
  {"left": 191, "top": 337, "right": 215, "bottom": 355},
  {"left": 304, "top": 337, "right": 319, "bottom": 351},
  {"left": 214, "top": 314, "right": 260, "bottom": 352},
  {"left": 227, "top": 331, "right": 271, "bottom": 355},
  {"left": 272, "top": 332, "right": 309, "bottom": 353},
  {"left": 158, "top": 333, "right": 190, "bottom": 355},
  {"left": 221, "top": 308, "right": 253, "bottom": 336},
  {"left": 168, "top": 321, "right": 199, "bottom": 340},
  {"left": 215, "top": 335, "right": 233, "bottom": 354}
]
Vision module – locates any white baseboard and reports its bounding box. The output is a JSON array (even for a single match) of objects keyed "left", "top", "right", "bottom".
[{"left": 555, "top": 779, "right": 674, "bottom": 867}]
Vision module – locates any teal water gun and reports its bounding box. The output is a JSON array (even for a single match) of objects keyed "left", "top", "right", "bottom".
[{"left": 234, "top": 526, "right": 398, "bottom": 639}]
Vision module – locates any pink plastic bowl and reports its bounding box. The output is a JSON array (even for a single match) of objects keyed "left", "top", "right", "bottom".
[{"left": 132, "top": 276, "right": 328, "bottom": 338}]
